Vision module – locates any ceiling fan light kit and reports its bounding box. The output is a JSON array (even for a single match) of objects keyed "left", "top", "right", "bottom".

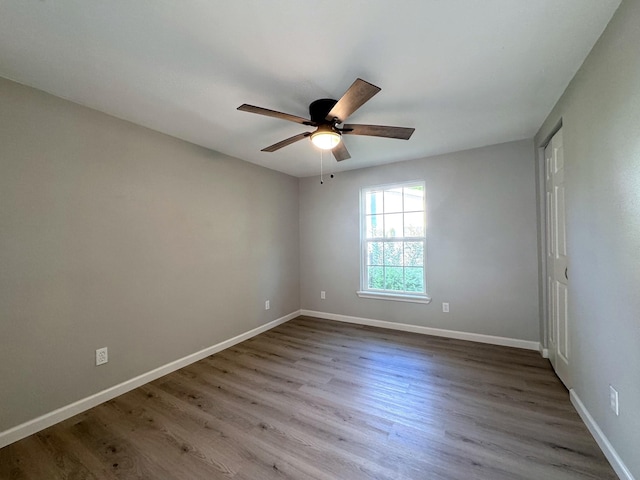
[
  {"left": 237, "top": 78, "right": 415, "bottom": 162},
  {"left": 310, "top": 125, "right": 341, "bottom": 150}
]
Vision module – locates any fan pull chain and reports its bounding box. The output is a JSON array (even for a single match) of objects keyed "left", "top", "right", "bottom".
[
  {"left": 329, "top": 152, "right": 334, "bottom": 179},
  {"left": 319, "top": 150, "right": 334, "bottom": 184}
]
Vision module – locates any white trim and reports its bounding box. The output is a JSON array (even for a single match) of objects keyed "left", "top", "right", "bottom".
[
  {"left": 540, "top": 346, "right": 549, "bottom": 358},
  {"left": 300, "top": 310, "right": 540, "bottom": 351},
  {"left": 570, "top": 389, "right": 635, "bottom": 480},
  {"left": 0, "top": 310, "right": 300, "bottom": 449},
  {"left": 356, "top": 290, "right": 432, "bottom": 304}
]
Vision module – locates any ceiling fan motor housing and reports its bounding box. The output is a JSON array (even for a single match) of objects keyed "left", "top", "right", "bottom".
[{"left": 309, "top": 98, "right": 338, "bottom": 124}]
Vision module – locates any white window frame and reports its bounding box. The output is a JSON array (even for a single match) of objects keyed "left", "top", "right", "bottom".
[{"left": 357, "top": 181, "right": 431, "bottom": 304}]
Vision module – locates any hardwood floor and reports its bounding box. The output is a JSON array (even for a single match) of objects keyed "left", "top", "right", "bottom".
[{"left": 0, "top": 316, "right": 616, "bottom": 479}]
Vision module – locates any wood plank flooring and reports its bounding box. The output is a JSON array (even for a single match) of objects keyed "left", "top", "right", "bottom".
[{"left": 0, "top": 316, "right": 617, "bottom": 479}]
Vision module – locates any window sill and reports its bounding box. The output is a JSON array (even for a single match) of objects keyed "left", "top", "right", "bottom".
[{"left": 356, "top": 291, "right": 432, "bottom": 304}]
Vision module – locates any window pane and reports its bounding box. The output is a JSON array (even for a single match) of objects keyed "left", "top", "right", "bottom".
[
  {"left": 405, "top": 267, "right": 424, "bottom": 292},
  {"left": 365, "top": 191, "right": 383, "bottom": 215},
  {"left": 384, "top": 242, "right": 403, "bottom": 266},
  {"left": 367, "top": 242, "right": 384, "bottom": 266},
  {"left": 367, "top": 266, "right": 384, "bottom": 289},
  {"left": 384, "top": 267, "right": 404, "bottom": 291},
  {"left": 383, "top": 188, "right": 403, "bottom": 213},
  {"left": 404, "top": 242, "right": 423, "bottom": 267},
  {"left": 361, "top": 182, "right": 427, "bottom": 296},
  {"left": 404, "top": 185, "right": 424, "bottom": 212},
  {"left": 366, "top": 214, "right": 383, "bottom": 238},
  {"left": 404, "top": 212, "right": 424, "bottom": 237},
  {"left": 384, "top": 213, "right": 403, "bottom": 237}
]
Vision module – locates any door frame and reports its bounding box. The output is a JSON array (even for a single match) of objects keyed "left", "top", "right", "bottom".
[{"left": 536, "top": 119, "right": 563, "bottom": 360}]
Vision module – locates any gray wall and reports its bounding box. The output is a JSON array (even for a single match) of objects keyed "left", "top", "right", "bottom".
[
  {"left": 0, "top": 77, "right": 300, "bottom": 432},
  {"left": 299, "top": 139, "right": 540, "bottom": 341},
  {"left": 535, "top": 0, "right": 640, "bottom": 476}
]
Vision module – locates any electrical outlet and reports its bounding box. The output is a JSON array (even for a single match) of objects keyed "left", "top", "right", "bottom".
[
  {"left": 265, "top": 300, "right": 270, "bottom": 310},
  {"left": 321, "top": 291, "right": 326, "bottom": 299},
  {"left": 609, "top": 385, "right": 619, "bottom": 416},
  {"left": 96, "top": 347, "right": 108, "bottom": 366},
  {"left": 442, "top": 302, "right": 450, "bottom": 313}
]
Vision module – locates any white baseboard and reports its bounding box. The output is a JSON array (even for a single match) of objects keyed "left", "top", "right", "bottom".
[
  {"left": 570, "top": 390, "right": 635, "bottom": 480},
  {"left": 540, "top": 346, "right": 549, "bottom": 358},
  {"left": 0, "top": 310, "right": 300, "bottom": 449},
  {"left": 300, "top": 309, "right": 541, "bottom": 351}
]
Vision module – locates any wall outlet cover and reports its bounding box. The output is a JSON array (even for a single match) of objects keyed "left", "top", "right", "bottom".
[
  {"left": 96, "top": 347, "right": 108, "bottom": 366},
  {"left": 609, "top": 385, "right": 619, "bottom": 416}
]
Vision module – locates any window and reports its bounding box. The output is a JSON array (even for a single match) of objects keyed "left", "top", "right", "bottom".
[{"left": 357, "top": 181, "right": 430, "bottom": 304}]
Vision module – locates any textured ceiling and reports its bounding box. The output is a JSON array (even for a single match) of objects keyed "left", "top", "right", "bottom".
[{"left": 0, "top": 0, "right": 621, "bottom": 177}]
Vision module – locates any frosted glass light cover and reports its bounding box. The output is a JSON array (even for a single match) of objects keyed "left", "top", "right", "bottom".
[{"left": 311, "top": 131, "right": 341, "bottom": 150}]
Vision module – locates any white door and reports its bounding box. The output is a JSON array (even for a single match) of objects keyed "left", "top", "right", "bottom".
[{"left": 545, "top": 128, "right": 570, "bottom": 387}]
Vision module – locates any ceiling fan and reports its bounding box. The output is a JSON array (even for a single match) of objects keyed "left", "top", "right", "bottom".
[{"left": 237, "top": 78, "right": 415, "bottom": 161}]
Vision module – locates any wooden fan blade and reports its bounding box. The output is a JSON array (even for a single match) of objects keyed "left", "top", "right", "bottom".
[
  {"left": 332, "top": 141, "right": 351, "bottom": 162},
  {"left": 261, "top": 132, "right": 311, "bottom": 152},
  {"left": 342, "top": 124, "right": 415, "bottom": 140},
  {"left": 326, "top": 78, "right": 381, "bottom": 123},
  {"left": 238, "top": 104, "right": 312, "bottom": 125}
]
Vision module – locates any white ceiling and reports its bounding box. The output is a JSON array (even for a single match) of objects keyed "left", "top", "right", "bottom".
[{"left": 0, "top": 1, "right": 620, "bottom": 177}]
